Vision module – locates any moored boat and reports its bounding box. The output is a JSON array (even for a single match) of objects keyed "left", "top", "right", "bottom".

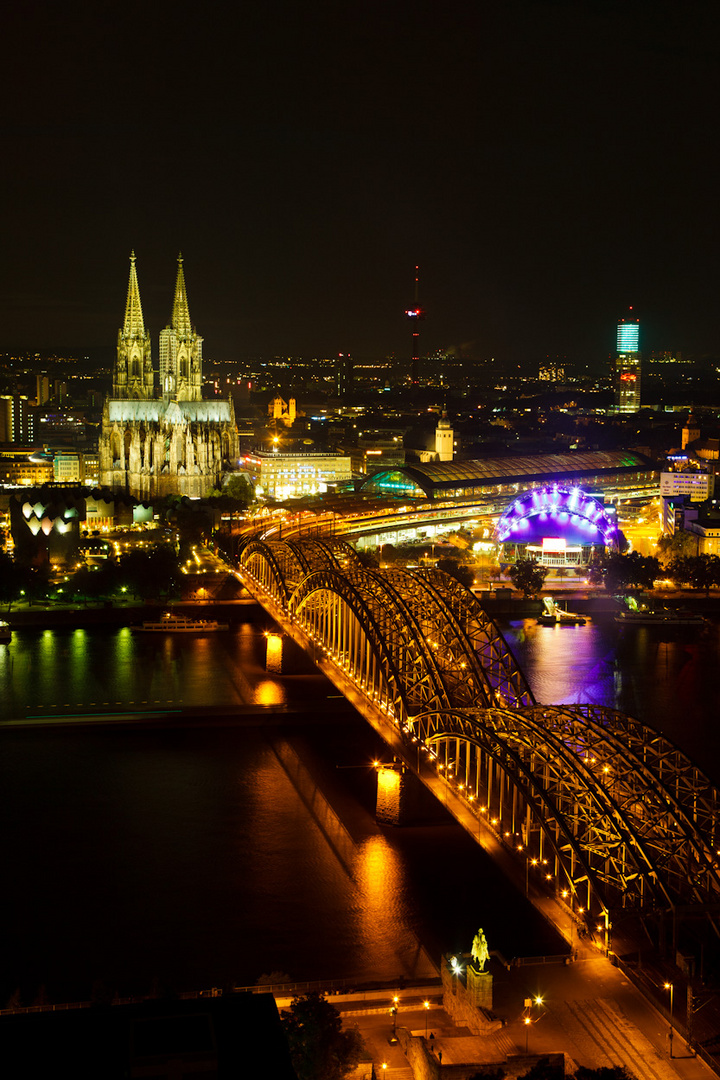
[
  {"left": 614, "top": 595, "right": 705, "bottom": 626},
  {"left": 134, "top": 612, "right": 229, "bottom": 633},
  {"left": 0, "top": 620, "right": 11, "bottom": 644},
  {"left": 536, "top": 596, "right": 586, "bottom": 626}
]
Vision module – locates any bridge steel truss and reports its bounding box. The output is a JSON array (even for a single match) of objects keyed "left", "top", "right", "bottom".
[{"left": 238, "top": 538, "right": 720, "bottom": 925}]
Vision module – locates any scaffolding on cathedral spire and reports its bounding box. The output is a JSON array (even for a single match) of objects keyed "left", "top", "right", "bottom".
[{"left": 170, "top": 253, "right": 193, "bottom": 338}]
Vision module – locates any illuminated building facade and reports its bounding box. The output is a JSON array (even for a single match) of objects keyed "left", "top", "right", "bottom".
[
  {"left": 538, "top": 362, "right": 565, "bottom": 382},
  {"left": 614, "top": 310, "right": 641, "bottom": 413},
  {"left": 239, "top": 450, "right": 352, "bottom": 500},
  {"left": 53, "top": 452, "right": 84, "bottom": 483},
  {"left": 0, "top": 449, "right": 53, "bottom": 487},
  {"left": 100, "top": 254, "right": 237, "bottom": 499},
  {"left": 682, "top": 412, "right": 701, "bottom": 449},
  {"left": 268, "top": 395, "right": 296, "bottom": 427},
  {"left": 660, "top": 463, "right": 714, "bottom": 502},
  {"left": 435, "top": 411, "right": 454, "bottom": 462}
]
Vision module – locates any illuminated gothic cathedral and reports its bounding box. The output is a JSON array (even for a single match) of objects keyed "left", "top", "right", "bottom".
[{"left": 99, "top": 253, "right": 237, "bottom": 499}]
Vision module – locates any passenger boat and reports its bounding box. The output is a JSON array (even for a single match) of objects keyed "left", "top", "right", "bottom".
[
  {"left": 0, "top": 621, "right": 11, "bottom": 644},
  {"left": 134, "top": 612, "right": 229, "bottom": 633},
  {"left": 536, "top": 596, "right": 586, "bottom": 626},
  {"left": 614, "top": 596, "right": 705, "bottom": 626}
]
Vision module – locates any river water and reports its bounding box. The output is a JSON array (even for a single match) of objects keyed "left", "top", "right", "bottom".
[{"left": 0, "top": 611, "right": 717, "bottom": 1004}]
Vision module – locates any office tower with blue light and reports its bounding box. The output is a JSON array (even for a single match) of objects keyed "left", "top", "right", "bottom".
[{"left": 614, "top": 308, "right": 641, "bottom": 412}]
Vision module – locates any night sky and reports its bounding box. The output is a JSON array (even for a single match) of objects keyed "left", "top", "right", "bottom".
[{"left": 2, "top": 0, "right": 719, "bottom": 367}]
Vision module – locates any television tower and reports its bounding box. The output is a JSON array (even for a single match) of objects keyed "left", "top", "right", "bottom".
[{"left": 405, "top": 265, "right": 425, "bottom": 385}]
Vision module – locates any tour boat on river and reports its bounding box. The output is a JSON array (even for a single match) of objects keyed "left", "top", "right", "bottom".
[
  {"left": 0, "top": 620, "right": 11, "bottom": 644},
  {"left": 614, "top": 595, "right": 705, "bottom": 627},
  {"left": 134, "top": 612, "right": 229, "bottom": 633}
]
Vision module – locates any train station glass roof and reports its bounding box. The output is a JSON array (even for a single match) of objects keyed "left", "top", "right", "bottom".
[{"left": 361, "top": 450, "right": 654, "bottom": 498}]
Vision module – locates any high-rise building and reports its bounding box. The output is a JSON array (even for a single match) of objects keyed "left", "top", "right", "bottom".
[
  {"left": 99, "top": 253, "right": 238, "bottom": 499},
  {"left": 614, "top": 309, "right": 641, "bottom": 413},
  {"left": 0, "top": 395, "right": 34, "bottom": 444},
  {"left": 336, "top": 353, "right": 353, "bottom": 398}
]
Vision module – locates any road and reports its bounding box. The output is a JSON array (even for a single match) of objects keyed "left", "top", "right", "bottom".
[{"left": 336, "top": 959, "right": 717, "bottom": 1080}]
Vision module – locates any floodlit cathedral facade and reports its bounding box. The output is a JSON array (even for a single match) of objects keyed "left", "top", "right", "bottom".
[{"left": 99, "top": 253, "right": 238, "bottom": 499}]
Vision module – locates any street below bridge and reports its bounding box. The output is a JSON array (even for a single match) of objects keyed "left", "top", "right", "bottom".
[{"left": 312, "top": 957, "right": 715, "bottom": 1080}]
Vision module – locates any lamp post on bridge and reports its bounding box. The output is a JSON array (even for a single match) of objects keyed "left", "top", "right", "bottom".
[{"left": 664, "top": 982, "right": 674, "bottom": 1057}]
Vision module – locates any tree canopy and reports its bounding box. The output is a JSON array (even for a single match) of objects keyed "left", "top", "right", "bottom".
[
  {"left": 437, "top": 558, "right": 475, "bottom": 590},
  {"left": 657, "top": 530, "right": 698, "bottom": 561},
  {"left": 64, "top": 562, "right": 120, "bottom": 603},
  {"left": 281, "top": 992, "right": 364, "bottom": 1080},
  {"left": 666, "top": 554, "right": 720, "bottom": 592},
  {"left": 587, "top": 552, "right": 660, "bottom": 592},
  {"left": 222, "top": 472, "right": 255, "bottom": 506},
  {"left": 575, "top": 1068, "right": 636, "bottom": 1080},
  {"left": 118, "top": 545, "right": 180, "bottom": 600},
  {"left": 508, "top": 558, "right": 548, "bottom": 598}
]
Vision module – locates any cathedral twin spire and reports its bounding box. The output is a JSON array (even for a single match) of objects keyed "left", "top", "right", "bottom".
[
  {"left": 115, "top": 253, "right": 202, "bottom": 402},
  {"left": 123, "top": 251, "right": 146, "bottom": 340},
  {"left": 171, "top": 255, "right": 193, "bottom": 339}
]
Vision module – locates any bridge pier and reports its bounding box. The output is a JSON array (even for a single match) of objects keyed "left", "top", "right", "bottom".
[
  {"left": 375, "top": 764, "right": 404, "bottom": 825},
  {"left": 264, "top": 631, "right": 314, "bottom": 674},
  {"left": 375, "top": 762, "right": 442, "bottom": 826}
]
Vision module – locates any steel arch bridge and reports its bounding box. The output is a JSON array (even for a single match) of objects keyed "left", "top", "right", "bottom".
[{"left": 238, "top": 537, "right": 720, "bottom": 930}]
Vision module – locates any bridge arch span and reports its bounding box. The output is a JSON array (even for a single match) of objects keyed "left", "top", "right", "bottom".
[
  {"left": 240, "top": 540, "right": 289, "bottom": 604},
  {"left": 414, "top": 705, "right": 720, "bottom": 920},
  {"left": 385, "top": 568, "right": 534, "bottom": 708},
  {"left": 289, "top": 566, "right": 451, "bottom": 721},
  {"left": 240, "top": 537, "right": 362, "bottom": 605},
  {"left": 238, "top": 535, "right": 720, "bottom": 934}
]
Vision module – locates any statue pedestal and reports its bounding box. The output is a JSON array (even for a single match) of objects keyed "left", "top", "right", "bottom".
[{"left": 466, "top": 962, "right": 493, "bottom": 1011}]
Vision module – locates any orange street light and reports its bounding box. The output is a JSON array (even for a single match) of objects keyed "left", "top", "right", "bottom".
[{"left": 664, "top": 982, "right": 674, "bottom": 1057}]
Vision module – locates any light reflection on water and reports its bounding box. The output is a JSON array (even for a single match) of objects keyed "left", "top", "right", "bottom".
[
  {"left": 501, "top": 615, "right": 720, "bottom": 781},
  {"left": 0, "top": 626, "right": 298, "bottom": 717},
  {"left": 353, "top": 835, "right": 429, "bottom": 979},
  {"left": 0, "top": 622, "right": 573, "bottom": 1001},
  {"left": 503, "top": 618, "right": 622, "bottom": 708}
]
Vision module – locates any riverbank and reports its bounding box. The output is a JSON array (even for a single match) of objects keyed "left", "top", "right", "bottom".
[
  {"left": 1, "top": 597, "right": 262, "bottom": 629},
  {"left": 480, "top": 589, "right": 720, "bottom": 617},
  {"left": 5, "top": 588, "right": 720, "bottom": 629}
]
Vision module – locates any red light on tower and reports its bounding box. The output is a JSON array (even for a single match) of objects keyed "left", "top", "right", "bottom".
[{"left": 406, "top": 265, "right": 426, "bottom": 385}]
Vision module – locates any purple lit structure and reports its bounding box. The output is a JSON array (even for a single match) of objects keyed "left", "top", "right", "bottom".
[{"left": 495, "top": 484, "right": 618, "bottom": 568}]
